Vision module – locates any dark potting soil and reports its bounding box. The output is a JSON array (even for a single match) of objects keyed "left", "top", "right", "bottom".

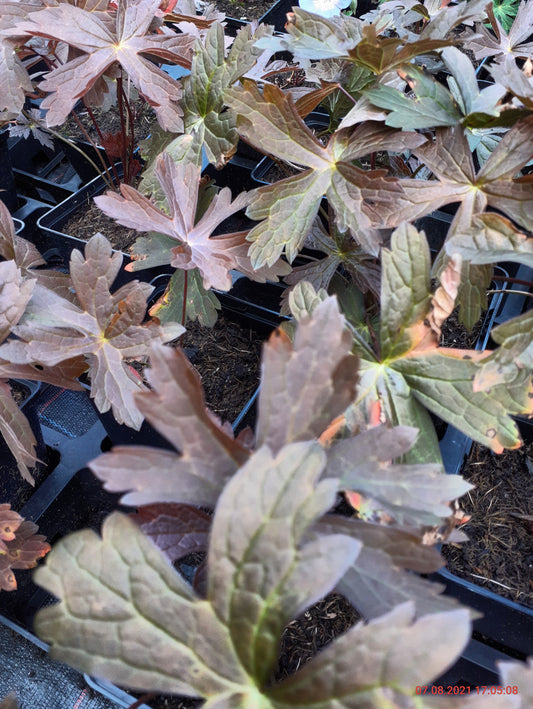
[
  {"left": 439, "top": 307, "right": 486, "bottom": 349},
  {"left": 62, "top": 199, "right": 138, "bottom": 252},
  {"left": 133, "top": 593, "right": 359, "bottom": 709},
  {"left": 273, "top": 593, "right": 360, "bottom": 682},
  {"left": 207, "top": 0, "right": 274, "bottom": 19},
  {"left": 173, "top": 314, "right": 263, "bottom": 426},
  {"left": 62, "top": 101, "right": 157, "bottom": 148},
  {"left": 441, "top": 440, "right": 533, "bottom": 609}
]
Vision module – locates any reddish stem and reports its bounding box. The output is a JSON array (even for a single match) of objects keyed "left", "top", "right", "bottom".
[
  {"left": 116, "top": 74, "right": 129, "bottom": 182},
  {"left": 178, "top": 269, "right": 188, "bottom": 346},
  {"left": 491, "top": 275, "right": 533, "bottom": 289},
  {"left": 119, "top": 77, "right": 136, "bottom": 183},
  {"left": 79, "top": 102, "right": 122, "bottom": 190},
  {"left": 126, "top": 694, "right": 157, "bottom": 709}
]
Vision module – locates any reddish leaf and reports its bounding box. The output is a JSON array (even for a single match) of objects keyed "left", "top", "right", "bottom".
[
  {"left": 12, "top": 0, "right": 194, "bottom": 130},
  {"left": 133, "top": 503, "right": 211, "bottom": 562},
  {"left": 0, "top": 518, "right": 50, "bottom": 591},
  {"left": 95, "top": 153, "right": 289, "bottom": 290}
]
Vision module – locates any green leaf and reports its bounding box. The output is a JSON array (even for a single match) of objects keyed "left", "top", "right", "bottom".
[
  {"left": 351, "top": 224, "right": 521, "bottom": 459},
  {"left": 365, "top": 65, "right": 462, "bottom": 129},
  {"left": 473, "top": 309, "right": 533, "bottom": 415},
  {"left": 182, "top": 22, "right": 271, "bottom": 167},
  {"left": 253, "top": 8, "right": 362, "bottom": 60},
  {"left": 35, "top": 443, "right": 361, "bottom": 702},
  {"left": 34, "top": 513, "right": 247, "bottom": 696},
  {"left": 149, "top": 268, "right": 221, "bottom": 328},
  {"left": 380, "top": 222, "right": 432, "bottom": 360},
  {"left": 207, "top": 442, "right": 359, "bottom": 686},
  {"left": 225, "top": 80, "right": 424, "bottom": 267},
  {"left": 446, "top": 212, "right": 533, "bottom": 269}
]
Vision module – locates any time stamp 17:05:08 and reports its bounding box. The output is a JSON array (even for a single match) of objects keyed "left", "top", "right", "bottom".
[{"left": 415, "top": 686, "right": 519, "bottom": 695}]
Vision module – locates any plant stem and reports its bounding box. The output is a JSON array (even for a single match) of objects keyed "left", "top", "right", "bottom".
[
  {"left": 75, "top": 105, "right": 121, "bottom": 191},
  {"left": 116, "top": 74, "right": 127, "bottom": 178},
  {"left": 491, "top": 275, "right": 533, "bottom": 288},
  {"left": 126, "top": 694, "right": 156, "bottom": 709},
  {"left": 487, "top": 289, "right": 533, "bottom": 298},
  {"left": 178, "top": 269, "right": 188, "bottom": 346},
  {"left": 119, "top": 77, "right": 136, "bottom": 184}
]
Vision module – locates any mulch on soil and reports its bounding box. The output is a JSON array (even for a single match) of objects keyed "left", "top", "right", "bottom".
[
  {"left": 442, "top": 439, "right": 533, "bottom": 609},
  {"left": 200, "top": 0, "right": 274, "bottom": 20},
  {"left": 62, "top": 101, "right": 156, "bottom": 147},
  {"left": 61, "top": 199, "right": 138, "bottom": 252},
  {"left": 179, "top": 314, "right": 263, "bottom": 425}
]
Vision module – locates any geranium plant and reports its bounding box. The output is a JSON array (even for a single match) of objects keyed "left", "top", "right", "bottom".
[{"left": 0, "top": 0, "right": 532, "bottom": 701}]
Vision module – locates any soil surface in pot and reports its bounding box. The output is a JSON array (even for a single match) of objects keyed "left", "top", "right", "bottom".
[
  {"left": 441, "top": 440, "right": 533, "bottom": 609},
  {"left": 62, "top": 101, "right": 156, "bottom": 148},
  {"left": 199, "top": 0, "right": 273, "bottom": 19},
  {"left": 62, "top": 199, "right": 138, "bottom": 251},
  {"left": 178, "top": 313, "right": 263, "bottom": 425}
]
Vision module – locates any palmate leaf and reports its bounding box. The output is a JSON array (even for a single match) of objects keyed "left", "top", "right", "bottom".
[
  {"left": 365, "top": 48, "right": 506, "bottom": 131},
  {"left": 90, "top": 294, "right": 359, "bottom": 506},
  {"left": 149, "top": 268, "right": 221, "bottom": 328},
  {"left": 253, "top": 8, "right": 365, "bottom": 60},
  {"left": 0, "top": 2, "right": 36, "bottom": 117},
  {"left": 345, "top": 223, "right": 522, "bottom": 463},
  {"left": 0, "top": 504, "right": 50, "bottom": 592},
  {"left": 0, "top": 235, "right": 183, "bottom": 429},
  {"left": 11, "top": 0, "right": 194, "bottom": 130},
  {"left": 90, "top": 343, "right": 250, "bottom": 507},
  {"left": 35, "top": 444, "right": 362, "bottom": 702},
  {"left": 284, "top": 218, "right": 381, "bottom": 298},
  {"left": 225, "top": 80, "right": 425, "bottom": 267},
  {"left": 34, "top": 448, "right": 482, "bottom": 707},
  {"left": 461, "top": 0, "right": 533, "bottom": 61},
  {"left": 179, "top": 21, "right": 273, "bottom": 167},
  {"left": 88, "top": 291, "right": 479, "bottom": 632},
  {"left": 95, "top": 153, "right": 289, "bottom": 291},
  {"left": 378, "top": 117, "right": 533, "bottom": 234},
  {"left": 446, "top": 212, "right": 533, "bottom": 269}
]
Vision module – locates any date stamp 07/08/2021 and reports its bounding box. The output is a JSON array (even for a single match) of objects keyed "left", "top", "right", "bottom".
[{"left": 416, "top": 686, "right": 519, "bottom": 696}]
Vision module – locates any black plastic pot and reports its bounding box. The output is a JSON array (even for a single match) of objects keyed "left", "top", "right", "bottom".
[
  {"left": 35, "top": 168, "right": 166, "bottom": 287},
  {"left": 12, "top": 195, "right": 52, "bottom": 244},
  {"left": 434, "top": 274, "right": 533, "bottom": 661},
  {"left": 0, "top": 130, "right": 17, "bottom": 212},
  {"left": 9, "top": 132, "right": 83, "bottom": 202},
  {"left": 224, "top": 0, "right": 292, "bottom": 30}
]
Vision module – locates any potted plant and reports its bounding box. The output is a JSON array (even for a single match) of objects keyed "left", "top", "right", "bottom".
[{"left": 1, "top": 0, "right": 533, "bottom": 705}]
